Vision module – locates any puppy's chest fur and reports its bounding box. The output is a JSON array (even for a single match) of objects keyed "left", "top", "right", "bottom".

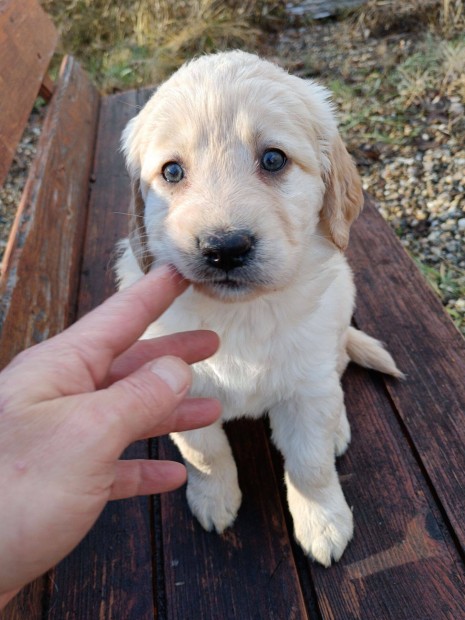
[{"left": 143, "top": 268, "right": 353, "bottom": 421}]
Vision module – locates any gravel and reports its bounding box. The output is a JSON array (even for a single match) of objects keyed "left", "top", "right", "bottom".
[
  {"left": 0, "top": 108, "right": 44, "bottom": 262},
  {"left": 272, "top": 18, "right": 465, "bottom": 334}
]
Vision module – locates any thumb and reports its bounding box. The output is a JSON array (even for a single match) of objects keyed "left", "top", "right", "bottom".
[{"left": 101, "top": 356, "right": 192, "bottom": 445}]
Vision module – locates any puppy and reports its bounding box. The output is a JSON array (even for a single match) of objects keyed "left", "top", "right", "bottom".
[{"left": 117, "top": 51, "right": 402, "bottom": 566}]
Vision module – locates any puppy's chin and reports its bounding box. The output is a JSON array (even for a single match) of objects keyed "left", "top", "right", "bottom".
[{"left": 193, "top": 279, "right": 269, "bottom": 303}]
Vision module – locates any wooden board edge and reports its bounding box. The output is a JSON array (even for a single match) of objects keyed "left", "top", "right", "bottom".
[
  {"left": 0, "top": 55, "right": 100, "bottom": 368},
  {"left": 0, "top": 0, "right": 59, "bottom": 186}
]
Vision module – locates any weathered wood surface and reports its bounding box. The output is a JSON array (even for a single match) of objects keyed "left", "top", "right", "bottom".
[
  {"left": 2, "top": 79, "right": 465, "bottom": 619},
  {"left": 44, "top": 90, "right": 155, "bottom": 620},
  {"left": 0, "top": 0, "right": 58, "bottom": 186},
  {"left": 0, "top": 56, "right": 99, "bottom": 370},
  {"left": 311, "top": 367, "right": 465, "bottom": 619},
  {"left": 348, "top": 196, "right": 465, "bottom": 554},
  {"left": 157, "top": 422, "right": 310, "bottom": 620}
]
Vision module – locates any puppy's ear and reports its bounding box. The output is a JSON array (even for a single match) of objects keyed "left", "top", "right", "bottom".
[
  {"left": 128, "top": 178, "right": 154, "bottom": 274},
  {"left": 122, "top": 116, "right": 155, "bottom": 274},
  {"left": 320, "top": 134, "right": 364, "bottom": 251}
]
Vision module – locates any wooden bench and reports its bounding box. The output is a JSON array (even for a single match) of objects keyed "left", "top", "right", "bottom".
[{"left": 1, "top": 1, "right": 465, "bottom": 618}]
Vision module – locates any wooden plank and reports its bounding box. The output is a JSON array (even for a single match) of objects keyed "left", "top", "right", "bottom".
[
  {"left": 44, "top": 90, "right": 155, "bottom": 620},
  {"left": 0, "top": 0, "right": 58, "bottom": 186},
  {"left": 306, "top": 366, "right": 465, "bottom": 619},
  {"left": 45, "top": 443, "right": 154, "bottom": 620},
  {"left": 0, "top": 578, "right": 45, "bottom": 620},
  {"left": 0, "top": 55, "right": 98, "bottom": 618},
  {"left": 0, "top": 55, "right": 99, "bottom": 370},
  {"left": 76, "top": 90, "right": 147, "bottom": 314},
  {"left": 347, "top": 197, "right": 465, "bottom": 553},
  {"left": 156, "top": 420, "right": 311, "bottom": 620}
]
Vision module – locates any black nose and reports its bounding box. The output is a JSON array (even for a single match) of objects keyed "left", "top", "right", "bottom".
[{"left": 197, "top": 230, "right": 255, "bottom": 272}]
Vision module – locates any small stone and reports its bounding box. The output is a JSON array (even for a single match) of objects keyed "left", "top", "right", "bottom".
[
  {"left": 449, "top": 102, "right": 464, "bottom": 116},
  {"left": 446, "top": 241, "right": 459, "bottom": 253}
]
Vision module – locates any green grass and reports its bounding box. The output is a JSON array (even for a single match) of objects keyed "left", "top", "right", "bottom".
[{"left": 413, "top": 258, "right": 465, "bottom": 334}]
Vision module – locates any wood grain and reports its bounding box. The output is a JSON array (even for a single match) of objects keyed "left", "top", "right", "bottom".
[
  {"left": 0, "top": 54, "right": 98, "bottom": 619},
  {"left": 44, "top": 90, "right": 155, "bottom": 620},
  {"left": 0, "top": 0, "right": 58, "bottom": 185},
  {"left": 156, "top": 420, "right": 310, "bottom": 620},
  {"left": 46, "top": 442, "right": 154, "bottom": 620},
  {"left": 347, "top": 198, "right": 465, "bottom": 554},
  {"left": 76, "top": 90, "right": 148, "bottom": 315},
  {"left": 306, "top": 366, "right": 465, "bottom": 619},
  {"left": 0, "top": 578, "right": 46, "bottom": 620},
  {"left": 0, "top": 55, "right": 99, "bottom": 369}
]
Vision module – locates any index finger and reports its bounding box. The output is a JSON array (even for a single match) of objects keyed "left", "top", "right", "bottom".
[
  {"left": 107, "top": 330, "right": 220, "bottom": 386},
  {"left": 63, "top": 266, "right": 188, "bottom": 383}
]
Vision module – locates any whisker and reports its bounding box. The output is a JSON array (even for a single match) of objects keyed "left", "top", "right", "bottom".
[
  {"left": 119, "top": 101, "right": 144, "bottom": 111},
  {"left": 112, "top": 211, "right": 145, "bottom": 219}
]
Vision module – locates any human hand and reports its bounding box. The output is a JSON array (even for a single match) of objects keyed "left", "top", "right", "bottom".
[{"left": 0, "top": 266, "right": 220, "bottom": 606}]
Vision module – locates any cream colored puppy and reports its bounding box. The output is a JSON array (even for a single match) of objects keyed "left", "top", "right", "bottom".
[{"left": 117, "top": 51, "right": 401, "bottom": 566}]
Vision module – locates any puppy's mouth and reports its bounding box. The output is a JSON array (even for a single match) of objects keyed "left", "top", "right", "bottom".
[
  {"left": 174, "top": 259, "right": 268, "bottom": 301},
  {"left": 191, "top": 271, "right": 262, "bottom": 300},
  {"left": 208, "top": 276, "right": 247, "bottom": 290}
]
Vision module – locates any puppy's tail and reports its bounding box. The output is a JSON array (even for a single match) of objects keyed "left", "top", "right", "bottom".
[{"left": 346, "top": 326, "right": 405, "bottom": 379}]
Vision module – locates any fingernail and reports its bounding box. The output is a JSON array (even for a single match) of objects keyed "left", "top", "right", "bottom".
[{"left": 150, "top": 357, "right": 190, "bottom": 394}]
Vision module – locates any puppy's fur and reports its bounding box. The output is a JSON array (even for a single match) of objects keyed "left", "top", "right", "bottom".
[{"left": 117, "top": 51, "right": 402, "bottom": 566}]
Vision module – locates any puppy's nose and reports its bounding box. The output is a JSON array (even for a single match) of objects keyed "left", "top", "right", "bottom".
[{"left": 198, "top": 230, "right": 255, "bottom": 272}]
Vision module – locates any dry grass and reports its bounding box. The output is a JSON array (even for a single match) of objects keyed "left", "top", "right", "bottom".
[
  {"left": 440, "top": 0, "right": 465, "bottom": 35},
  {"left": 356, "top": 0, "right": 465, "bottom": 37},
  {"left": 41, "top": 0, "right": 284, "bottom": 90},
  {"left": 395, "top": 35, "right": 465, "bottom": 105}
]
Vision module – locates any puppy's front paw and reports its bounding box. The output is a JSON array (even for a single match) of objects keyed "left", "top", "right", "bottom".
[
  {"left": 291, "top": 491, "right": 353, "bottom": 566},
  {"left": 186, "top": 467, "right": 242, "bottom": 533}
]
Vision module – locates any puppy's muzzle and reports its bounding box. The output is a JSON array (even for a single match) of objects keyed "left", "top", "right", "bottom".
[{"left": 197, "top": 229, "right": 255, "bottom": 273}]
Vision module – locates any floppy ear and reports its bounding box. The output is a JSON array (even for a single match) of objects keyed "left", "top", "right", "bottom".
[
  {"left": 320, "top": 133, "right": 364, "bottom": 251},
  {"left": 122, "top": 116, "right": 155, "bottom": 274}
]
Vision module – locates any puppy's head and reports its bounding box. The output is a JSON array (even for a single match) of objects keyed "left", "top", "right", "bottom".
[{"left": 122, "top": 51, "right": 363, "bottom": 301}]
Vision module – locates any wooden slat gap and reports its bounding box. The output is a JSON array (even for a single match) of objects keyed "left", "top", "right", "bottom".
[
  {"left": 150, "top": 440, "right": 168, "bottom": 620},
  {"left": 39, "top": 73, "right": 55, "bottom": 101},
  {"left": 66, "top": 86, "right": 102, "bottom": 327}
]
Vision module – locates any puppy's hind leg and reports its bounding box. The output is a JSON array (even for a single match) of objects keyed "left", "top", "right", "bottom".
[{"left": 171, "top": 421, "right": 242, "bottom": 533}]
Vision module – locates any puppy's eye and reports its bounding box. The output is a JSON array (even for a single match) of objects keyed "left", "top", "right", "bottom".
[
  {"left": 162, "top": 161, "right": 184, "bottom": 183},
  {"left": 260, "top": 149, "right": 287, "bottom": 172}
]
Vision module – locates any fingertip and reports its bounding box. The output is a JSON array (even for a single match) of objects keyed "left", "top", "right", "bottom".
[
  {"left": 172, "top": 397, "right": 222, "bottom": 433},
  {"left": 147, "top": 264, "right": 188, "bottom": 289},
  {"left": 158, "top": 460, "right": 187, "bottom": 489},
  {"left": 204, "top": 330, "right": 221, "bottom": 353},
  {"left": 149, "top": 356, "right": 192, "bottom": 395},
  {"left": 207, "top": 397, "right": 222, "bottom": 421},
  {"left": 110, "top": 460, "right": 187, "bottom": 500}
]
